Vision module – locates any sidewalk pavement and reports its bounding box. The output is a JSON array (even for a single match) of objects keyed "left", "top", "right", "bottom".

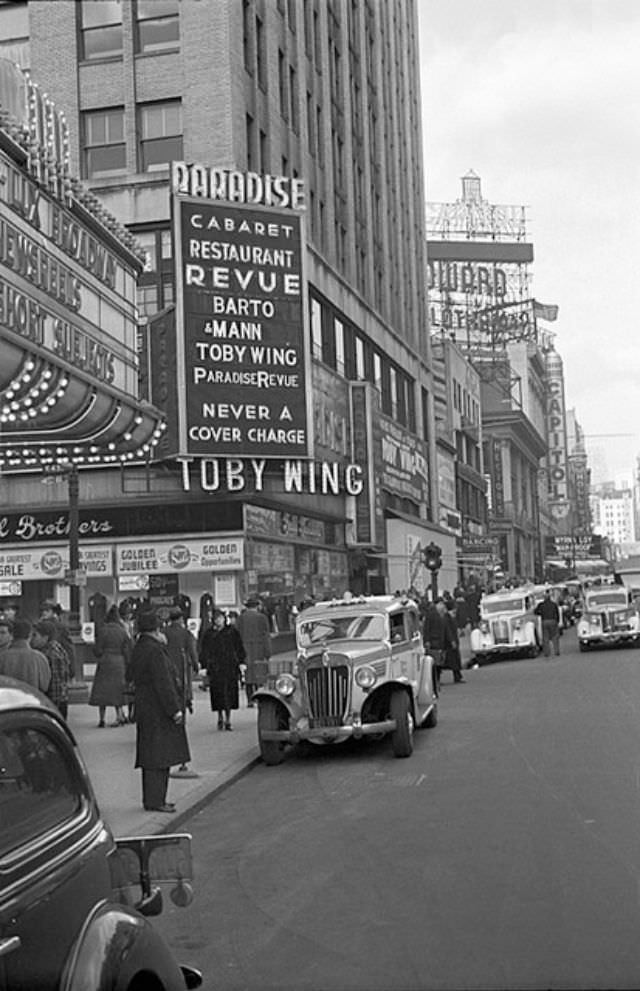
[{"left": 67, "top": 655, "right": 295, "bottom": 838}]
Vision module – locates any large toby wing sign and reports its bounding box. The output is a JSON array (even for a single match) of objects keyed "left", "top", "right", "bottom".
[{"left": 173, "top": 193, "right": 311, "bottom": 458}]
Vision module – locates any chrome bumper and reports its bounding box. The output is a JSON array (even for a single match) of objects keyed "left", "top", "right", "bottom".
[{"left": 260, "top": 717, "right": 396, "bottom": 744}]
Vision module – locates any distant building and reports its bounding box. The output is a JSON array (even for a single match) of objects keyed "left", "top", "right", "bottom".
[{"left": 591, "top": 483, "right": 635, "bottom": 551}]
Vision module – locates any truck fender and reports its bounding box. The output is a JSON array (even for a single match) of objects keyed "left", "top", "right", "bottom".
[
  {"left": 61, "top": 900, "right": 188, "bottom": 991},
  {"left": 252, "top": 687, "right": 301, "bottom": 721}
]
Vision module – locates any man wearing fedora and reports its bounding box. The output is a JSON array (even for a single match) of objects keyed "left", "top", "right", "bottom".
[
  {"left": 129, "top": 610, "right": 190, "bottom": 813},
  {"left": 236, "top": 598, "right": 272, "bottom": 707}
]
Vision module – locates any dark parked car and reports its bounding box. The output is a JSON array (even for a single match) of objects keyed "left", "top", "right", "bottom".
[{"left": 0, "top": 676, "right": 202, "bottom": 990}]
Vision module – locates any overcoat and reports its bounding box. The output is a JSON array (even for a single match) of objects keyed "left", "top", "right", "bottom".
[
  {"left": 130, "top": 632, "right": 191, "bottom": 770},
  {"left": 89, "top": 619, "right": 130, "bottom": 707},
  {"left": 235, "top": 607, "right": 271, "bottom": 686},
  {"left": 164, "top": 622, "right": 199, "bottom": 706},
  {"left": 199, "top": 624, "right": 246, "bottom": 712}
]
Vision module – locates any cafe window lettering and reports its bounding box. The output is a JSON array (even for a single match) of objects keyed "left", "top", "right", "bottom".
[
  {"left": 135, "top": 0, "right": 179, "bottom": 53},
  {"left": 82, "top": 107, "right": 126, "bottom": 179},
  {"left": 80, "top": 0, "right": 123, "bottom": 61},
  {"left": 0, "top": 725, "right": 80, "bottom": 858}
]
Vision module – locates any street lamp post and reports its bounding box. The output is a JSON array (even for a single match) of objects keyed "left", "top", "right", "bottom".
[{"left": 67, "top": 463, "right": 81, "bottom": 641}]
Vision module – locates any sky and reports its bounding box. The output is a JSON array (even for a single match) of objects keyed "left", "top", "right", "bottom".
[{"left": 417, "top": 0, "right": 640, "bottom": 485}]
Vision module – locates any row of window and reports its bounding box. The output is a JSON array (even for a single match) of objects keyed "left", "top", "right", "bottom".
[
  {"left": 83, "top": 101, "right": 182, "bottom": 179},
  {"left": 80, "top": 0, "right": 179, "bottom": 61},
  {"left": 452, "top": 378, "right": 480, "bottom": 426},
  {"left": 309, "top": 290, "right": 416, "bottom": 432}
]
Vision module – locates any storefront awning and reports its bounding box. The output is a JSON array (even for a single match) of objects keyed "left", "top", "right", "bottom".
[{"left": 0, "top": 334, "right": 166, "bottom": 471}]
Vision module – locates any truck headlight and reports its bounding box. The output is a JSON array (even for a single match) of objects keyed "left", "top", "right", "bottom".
[
  {"left": 275, "top": 673, "right": 296, "bottom": 697},
  {"left": 355, "top": 665, "right": 377, "bottom": 689}
]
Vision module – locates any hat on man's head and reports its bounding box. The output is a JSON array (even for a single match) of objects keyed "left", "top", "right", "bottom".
[
  {"left": 168, "top": 606, "right": 183, "bottom": 620},
  {"left": 245, "top": 597, "right": 260, "bottom": 608},
  {"left": 137, "top": 610, "right": 159, "bottom": 632}
]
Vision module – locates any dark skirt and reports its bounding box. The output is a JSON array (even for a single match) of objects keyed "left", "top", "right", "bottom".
[{"left": 89, "top": 651, "right": 126, "bottom": 706}]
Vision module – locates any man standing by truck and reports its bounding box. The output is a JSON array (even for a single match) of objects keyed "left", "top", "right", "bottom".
[{"left": 535, "top": 588, "right": 561, "bottom": 657}]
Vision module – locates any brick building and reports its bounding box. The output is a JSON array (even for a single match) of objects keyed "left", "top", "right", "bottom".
[{"left": 0, "top": 0, "right": 443, "bottom": 623}]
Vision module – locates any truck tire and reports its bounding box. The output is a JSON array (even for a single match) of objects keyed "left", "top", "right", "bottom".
[
  {"left": 390, "top": 689, "right": 413, "bottom": 758},
  {"left": 258, "top": 698, "right": 287, "bottom": 766}
]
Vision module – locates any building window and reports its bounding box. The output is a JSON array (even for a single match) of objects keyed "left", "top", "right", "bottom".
[
  {"left": 289, "top": 66, "right": 298, "bottom": 131},
  {"left": 243, "top": 0, "right": 253, "bottom": 72},
  {"left": 135, "top": 0, "right": 179, "bottom": 53},
  {"left": 82, "top": 107, "right": 126, "bottom": 178},
  {"left": 355, "top": 336, "right": 365, "bottom": 380},
  {"left": 246, "top": 113, "right": 255, "bottom": 170},
  {"left": 256, "top": 15, "right": 266, "bottom": 89},
  {"left": 335, "top": 319, "right": 345, "bottom": 375},
  {"left": 278, "top": 50, "right": 287, "bottom": 119},
  {"left": 138, "top": 100, "right": 182, "bottom": 171},
  {"left": 310, "top": 296, "right": 323, "bottom": 360},
  {"left": 80, "top": 0, "right": 122, "bottom": 61}
]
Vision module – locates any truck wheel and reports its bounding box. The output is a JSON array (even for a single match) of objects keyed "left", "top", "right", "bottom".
[
  {"left": 258, "top": 698, "right": 287, "bottom": 766},
  {"left": 578, "top": 641, "right": 588, "bottom": 653},
  {"left": 390, "top": 690, "right": 413, "bottom": 758},
  {"left": 424, "top": 701, "right": 438, "bottom": 728}
]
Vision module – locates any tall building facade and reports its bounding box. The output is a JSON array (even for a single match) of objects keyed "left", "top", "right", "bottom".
[
  {"left": 0, "top": 0, "right": 440, "bottom": 619},
  {"left": 427, "top": 172, "right": 550, "bottom": 582}
]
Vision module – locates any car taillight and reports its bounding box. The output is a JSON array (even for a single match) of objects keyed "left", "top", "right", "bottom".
[
  {"left": 513, "top": 619, "right": 522, "bottom": 630},
  {"left": 480, "top": 620, "right": 489, "bottom": 633}
]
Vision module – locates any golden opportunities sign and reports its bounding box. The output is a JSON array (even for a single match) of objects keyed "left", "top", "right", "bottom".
[{"left": 172, "top": 164, "right": 311, "bottom": 459}]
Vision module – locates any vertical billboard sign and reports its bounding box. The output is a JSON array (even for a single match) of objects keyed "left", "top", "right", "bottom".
[
  {"left": 173, "top": 195, "right": 309, "bottom": 458},
  {"left": 350, "top": 382, "right": 384, "bottom": 546},
  {"left": 545, "top": 353, "right": 569, "bottom": 521},
  {"left": 492, "top": 439, "right": 505, "bottom": 517}
]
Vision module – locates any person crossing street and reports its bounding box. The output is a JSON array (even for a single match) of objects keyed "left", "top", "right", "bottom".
[{"left": 535, "top": 588, "right": 561, "bottom": 657}]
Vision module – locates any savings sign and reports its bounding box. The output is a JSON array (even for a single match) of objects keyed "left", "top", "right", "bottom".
[{"left": 174, "top": 195, "right": 309, "bottom": 458}]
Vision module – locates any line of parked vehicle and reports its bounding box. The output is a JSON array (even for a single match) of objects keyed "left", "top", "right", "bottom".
[{"left": 469, "top": 581, "right": 640, "bottom": 665}]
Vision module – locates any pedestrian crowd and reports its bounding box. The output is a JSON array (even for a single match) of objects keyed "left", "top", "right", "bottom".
[{"left": 0, "top": 594, "right": 274, "bottom": 813}]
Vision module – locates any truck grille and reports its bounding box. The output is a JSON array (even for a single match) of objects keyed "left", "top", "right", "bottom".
[
  {"left": 492, "top": 619, "right": 510, "bottom": 643},
  {"left": 305, "top": 666, "right": 349, "bottom": 727}
]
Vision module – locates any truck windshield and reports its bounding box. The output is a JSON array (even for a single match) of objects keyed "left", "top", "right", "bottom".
[
  {"left": 587, "top": 592, "right": 628, "bottom": 607},
  {"left": 298, "top": 613, "right": 386, "bottom": 646},
  {"left": 482, "top": 598, "right": 524, "bottom": 615}
]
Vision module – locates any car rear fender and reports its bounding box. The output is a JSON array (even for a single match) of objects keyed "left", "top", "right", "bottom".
[{"left": 61, "top": 900, "right": 190, "bottom": 991}]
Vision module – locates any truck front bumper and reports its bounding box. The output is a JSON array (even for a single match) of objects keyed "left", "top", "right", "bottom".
[{"left": 260, "top": 717, "right": 397, "bottom": 745}]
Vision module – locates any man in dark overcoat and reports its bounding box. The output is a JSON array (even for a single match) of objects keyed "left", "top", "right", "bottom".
[
  {"left": 129, "top": 610, "right": 191, "bottom": 812},
  {"left": 236, "top": 598, "right": 272, "bottom": 706},
  {"left": 165, "top": 606, "right": 200, "bottom": 776}
]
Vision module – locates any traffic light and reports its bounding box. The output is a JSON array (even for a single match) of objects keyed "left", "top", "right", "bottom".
[{"left": 422, "top": 542, "right": 442, "bottom": 572}]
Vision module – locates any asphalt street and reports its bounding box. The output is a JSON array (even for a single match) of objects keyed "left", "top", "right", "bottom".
[{"left": 151, "top": 627, "right": 640, "bottom": 991}]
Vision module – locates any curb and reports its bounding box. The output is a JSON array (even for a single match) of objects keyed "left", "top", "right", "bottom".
[{"left": 157, "top": 754, "right": 262, "bottom": 835}]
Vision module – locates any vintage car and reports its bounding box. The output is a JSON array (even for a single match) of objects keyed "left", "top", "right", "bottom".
[
  {"left": 577, "top": 585, "right": 640, "bottom": 651},
  {"left": 470, "top": 586, "right": 540, "bottom": 664},
  {"left": 254, "top": 594, "right": 439, "bottom": 763},
  {"left": 0, "top": 677, "right": 202, "bottom": 991}
]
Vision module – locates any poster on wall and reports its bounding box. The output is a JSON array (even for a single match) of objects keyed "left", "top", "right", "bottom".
[{"left": 173, "top": 193, "right": 310, "bottom": 459}]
